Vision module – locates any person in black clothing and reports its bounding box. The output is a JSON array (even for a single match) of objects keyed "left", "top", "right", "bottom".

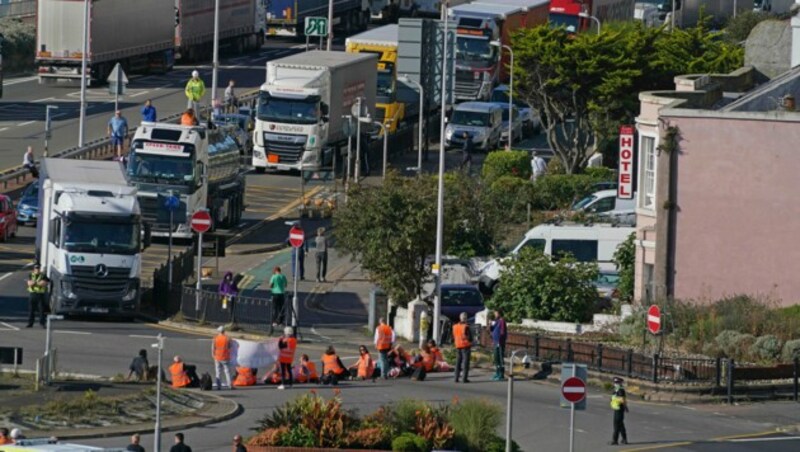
[
  {"left": 127, "top": 349, "right": 149, "bottom": 381},
  {"left": 233, "top": 434, "right": 247, "bottom": 452},
  {"left": 460, "top": 132, "right": 473, "bottom": 172},
  {"left": 170, "top": 433, "right": 192, "bottom": 452},
  {"left": 126, "top": 433, "right": 145, "bottom": 452},
  {"left": 610, "top": 377, "right": 630, "bottom": 445}
]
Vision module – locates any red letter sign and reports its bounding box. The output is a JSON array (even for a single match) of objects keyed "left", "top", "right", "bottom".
[{"left": 618, "top": 126, "right": 635, "bottom": 200}]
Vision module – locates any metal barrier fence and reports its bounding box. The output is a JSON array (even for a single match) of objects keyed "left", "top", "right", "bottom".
[
  {"left": 0, "top": 0, "right": 35, "bottom": 18},
  {"left": 147, "top": 248, "right": 195, "bottom": 315},
  {"left": 179, "top": 286, "right": 277, "bottom": 332}
]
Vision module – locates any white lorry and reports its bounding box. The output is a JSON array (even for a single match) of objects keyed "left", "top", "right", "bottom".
[
  {"left": 36, "top": 159, "right": 150, "bottom": 317},
  {"left": 252, "top": 51, "right": 377, "bottom": 172}
]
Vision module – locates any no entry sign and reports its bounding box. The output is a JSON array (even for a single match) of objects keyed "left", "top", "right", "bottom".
[
  {"left": 289, "top": 225, "right": 304, "bottom": 248},
  {"left": 561, "top": 377, "right": 586, "bottom": 404},
  {"left": 647, "top": 304, "right": 661, "bottom": 335},
  {"left": 190, "top": 210, "right": 212, "bottom": 234}
]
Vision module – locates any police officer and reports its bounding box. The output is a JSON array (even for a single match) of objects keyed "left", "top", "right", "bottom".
[
  {"left": 610, "top": 376, "right": 629, "bottom": 445},
  {"left": 26, "top": 263, "right": 49, "bottom": 328}
]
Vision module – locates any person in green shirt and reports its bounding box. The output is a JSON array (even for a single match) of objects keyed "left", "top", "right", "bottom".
[{"left": 269, "top": 266, "right": 288, "bottom": 329}]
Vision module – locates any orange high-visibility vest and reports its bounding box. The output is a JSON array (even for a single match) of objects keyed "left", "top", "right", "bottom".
[
  {"left": 453, "top": 323, "right": 471, "bottom": 349},
  {"left": 376, "top": 324, "right": 393, "bottom": 351},
  {"left": 170, "top": 362, "right": 191, "bottom": 388},
  {"left": 322, "top": 354, "right": 344, "bottom": 375},
  {"left": 357, "top": 353, "right": 375, "bottom": 379},
  {"left": 180, "top": 113, "right": 195, "bottom": 126},
  {"left": 295, "top": 361, "right": 319, "bottom": 383},
  {"left": 431, "top": 347, "right": 444, "bottom": 363},
  {"left": 213, "top": 334, "right": 231, "bottom": 361},
  {"left": 233, "top": 367, "right": 256, "bottom": 387},
  {"left": 421, "top": 352, "right": 435, "bottom": 372},
  {"left": 279, "top": 337, "right": 297, "bottom": 364}
]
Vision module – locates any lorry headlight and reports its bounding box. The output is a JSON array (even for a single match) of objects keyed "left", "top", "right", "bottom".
[
  {"left": 61, "top": 280, "right": 77, "bottom": 299},
  {"left": 445, "top": 128, "right": 453, "bottom": 140},
  {"left": 122, "top": 285, "right": 138, "bottom": 302},
  {"left": 254, "top": 150, "right": 265, "bottom": 159},
  {"left": 483, "top": 71, "right": 492, "bottom": 81}
]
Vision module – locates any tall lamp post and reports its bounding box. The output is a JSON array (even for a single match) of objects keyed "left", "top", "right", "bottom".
[
  {"left": 211, "top": 0, "right": 221, "bottom": 113},
  {"left": 490, "top": 41, "right": 514, "bottom": 150},
  {"left": 78, "top": 0, "right": 89, "bottom": 146},
  {"left": 433, "top": 0, "right": 450, "bottom": 344},
  {"left": 578, "top": 11, "right": 601, "bottom": 35},
  {"left": 327, "top": 0, "right": 334, "bottom": 50},
  {"left": 152, "top": 334, "right": 165, "bottom": 452},
  {"left": 399, "top": 74, "right": 424, "bottom": 175}
]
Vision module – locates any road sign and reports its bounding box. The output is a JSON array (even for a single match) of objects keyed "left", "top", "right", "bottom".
[
  {"left": 304, "top": 17, "right": 328, "bottom": 37},
  {"left": 647, "top": 304, "right": 661, "bottom": 334},
  {"left": 190, "top": 210, "right": 212, "bottom": 234},
  {"left": 107, "top": 63, "right": 129, "bottom": 96},
  {"left": 289, "top": 225, "right": 304, "bottom": 248},
  {"left": 196, "top": 234, "right": 226, "bottom": 258},
  {"left": 561, "top": 377, "right": 587, "bottom": 404},
  {"left": 164, "top": 195, "right": 180, "bottom": 212}
]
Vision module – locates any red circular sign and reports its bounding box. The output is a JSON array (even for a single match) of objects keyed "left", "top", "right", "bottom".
[
  {"left": 561, "top": 377, "right": 586, "bottom": 404},
  {"left": 647, "top": 304, "right": 661, "bottom": 335},
  {"left": 288, "top": 225, "right": 304, "bottom": 248},
  {"left": 190, "top": 210, "right": 212, "bottom": 234}
]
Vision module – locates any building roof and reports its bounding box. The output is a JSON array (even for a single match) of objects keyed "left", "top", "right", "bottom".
[{"left": 722, "top": 65, "right": 800, "bottom": 113}]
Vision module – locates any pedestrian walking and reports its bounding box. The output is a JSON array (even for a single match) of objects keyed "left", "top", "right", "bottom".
[
  {"left": 314, "top": 227, "right": 329, "bottom": 282},
  {"left": 453, "top": 312, "right": 473, "bottom": 383},
  {"left": 277, "top": 326, "right": 297, "bottom": 390},
  {"left": 609, "top": 377, "right": 629, "bottom": 445},
  {"left": 212, "top": 326, "right": 233, "bottom": 390},
  {"left": 232, "top": 434, "right": 247, "bottom": 452},
  {"left": 23, "top": 146, "right": 38, "bottom": 178},
  {"left": 26, "top": 263, "right": 48, "bottom": 328},
  {"left": 141, "top": 99, "right": 157, "bottom": 123},
  {"left": 185, "top": 70, "right": 206, "bottom": 114},
  {"left": 374, "top": 318, "right": 394, "bottom": 379},
  {"left": 126, "top": 433, "right": 145, "bottom": 452},
  {"left": 491, "top": 309, "right": 507, "bottom": 381},
  {"left": 531, "top": 151, "right": 547, "bottom": 182},
  {"left": 460, "top": 132, "right": 473, "bottom": 172},
  {"left": 170, "top": 433, "right": 192, "bottom": 452},
  {"left": 107, "top": 110, "right": 129, "bottom": 158},
  {"left": 224, "top": 80, "right": 237, "bottom": 113},
  {"left": 218, "top": 271, "right": 239, "bottom": 322},
  {"left": 269, "top": 266, "right": 288, "bottom": 328}
]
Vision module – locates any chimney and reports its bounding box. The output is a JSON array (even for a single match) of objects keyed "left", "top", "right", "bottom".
[
  {"left": 783, "top": 94, "right": 796, "bottom": 111},
  {"left": 793, "top": 1, "right": 800, "bottom": 68}
]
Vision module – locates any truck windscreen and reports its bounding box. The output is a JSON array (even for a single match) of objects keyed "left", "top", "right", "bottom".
[
  {"left": 456, "top": 37, "right": 494, "bottom": 67},
  {"left": 451, "top": 110, "right": 490, "bottom": 127},
  {"left": 63, "top": 216, "right": 140, "bottom": 255},
  {"left": 549, "top": 13, "right": 580, "bottom": 33},
  {"left": 127, "top": 148, "right": 196, "bottom": 187},
  {"left": 258, "top": 92, "right": 320, "bottom": 125}
]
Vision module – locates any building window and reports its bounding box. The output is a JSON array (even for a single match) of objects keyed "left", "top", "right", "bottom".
[{"left": 640, "top": 135, "right": 656, "bottom": 209}]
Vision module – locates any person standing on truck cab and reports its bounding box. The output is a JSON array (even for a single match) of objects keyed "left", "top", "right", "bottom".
[
  {"left": 185, "top": 70, "right": 206, "bottom": 114},
  {"left": 26, "top": 263, "right": 48, "bottom": 328}
]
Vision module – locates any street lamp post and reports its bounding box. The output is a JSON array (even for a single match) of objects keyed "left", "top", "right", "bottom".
[
  {"left": 44, "top": 314, "right": 64, "bottom": 385},
  {"left": 211, "top": 0, "right": 221, "bottom": 112},
  {"left": 376, "top": 122, "right": 389, "bottom": 179},
  {"left": 578, "top": 12, "right": 601, "bottom": 35},
  {"left": 399, "top": 75, "right": 424, "bottom": 175},
  {"left": 44, "top": 105, "right": 59, "bottom": 157},
  {"left": 78, "top": 0, "right": 89, "bottom": 147},
  {"left": 327, "top": 0, "right": 334, "bottom": 51},
  {"left": 152, "top": 334, "right": 164, "bottom": 452},
  {"left": 433, "top": 0, "right": 449, "bottom": 344},
  {"left": 491, "top": 41, "right": 514, "bottom": 150}
]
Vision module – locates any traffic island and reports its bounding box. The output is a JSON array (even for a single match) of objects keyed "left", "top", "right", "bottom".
[{"left": 0, "top": 377, "right": 241, "bottom": 440}]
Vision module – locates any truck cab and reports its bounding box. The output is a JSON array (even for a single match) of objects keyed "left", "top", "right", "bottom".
[{"left": 449, "top": 5, "right": 506, "bottom": 101}]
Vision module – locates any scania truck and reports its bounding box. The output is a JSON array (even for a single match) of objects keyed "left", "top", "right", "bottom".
[
  {"left": 252, "top": 51, "right": 377, "bottom": 172},
  {"left": 549, "top": 0, "right": 634, "bottom": 33},
  {"left": 128, "top": 123, "right": 246, "bottom": 238},
  {"left": 37, "top": 159, "right": 150, "bottom": 316}
]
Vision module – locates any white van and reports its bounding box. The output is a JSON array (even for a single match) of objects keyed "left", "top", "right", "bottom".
[
  {"left": 572, "top": 189, "right": 636, "bottom": 224},
  {"left": 478, "top": 223, "right": 635, "bottom": 292},
  {"left": 444, "top": 102, "right": 504, "bottom": 152}
]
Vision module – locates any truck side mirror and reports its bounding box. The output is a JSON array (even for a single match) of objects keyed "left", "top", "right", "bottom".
[{"left": 143, "top": 223, "right": 152, "bottom": 250}]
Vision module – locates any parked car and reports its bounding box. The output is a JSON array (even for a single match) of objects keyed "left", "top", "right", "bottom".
[
  {"left": 16, "top": 180, "right": 39, "bottom": 225},
  {"left": 495, "top": 103, "right": 523, "bottom": 146},
  {"left": 213, "top": 113, "right": 254, "bottom": 153},
  {"left": 572, "top": 189, "right": 635, "bottom": 224},
  {"left": 491, "top": 85, "right": 541, "bottom": 135},
  {"left": 426, "top": 284, "right": 486, "bottom": 324},
  {"left": 0, "top": 194, "right": 19, "bottom": 241},
  {"left": 595, "top": 270, "right": 621, "bottom": 309}
]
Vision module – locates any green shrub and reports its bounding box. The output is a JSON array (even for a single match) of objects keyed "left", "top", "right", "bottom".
[
  {"left": 547, "top": 157, "right": 566, "bottom": 174},
  {"left": 618, "top": 305, "right": 646, "bottom": 343},
  {"left": 448, "top": 399, "right": 503, "bottom": 452},
  {"left": 281, "top": 424, "right": 316, "bottom": 447},
  {"left": 486, "top": 176, "right": 534, "bottom": 223},
  {"left": 782, "top": 339, "right": 800, "bottom": 362},
  {"left": 391, "top": 399, "right": 427, "bottom": 434},
  {"left": 531, "top": 172, "right": 613, "bottom": 210},
  {"left": 714, "top": 330, "right": 755, "bottom": 360},
  {"left": 583, "top": 166, "right": 615, "bottom": 180},
  {"left": 750, "top": 335, "right": 782, "bottom": 363},
  {"left": 613, "top": 233, "right": 636, "bottom": 301},
  {"left": 0, "top": 18, "right": 36, "bottom": 73},
  {"left": 482, "top": 150, "right": 531, "bottom": 184},
  {"left": 392, "top": 432, "right": 429, "bottom": 452},
  {"left": 484, "top": 435, "right": 522, "bottom": 452}
]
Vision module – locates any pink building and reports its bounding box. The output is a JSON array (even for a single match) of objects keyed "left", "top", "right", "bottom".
[{"left": 634, "top": 66, "right": 800, "bottom": 305}]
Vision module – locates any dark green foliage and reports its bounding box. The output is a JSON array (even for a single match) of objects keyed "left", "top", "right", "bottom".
[
  {"left": 723, "top": 11, "right": 772, "bottom": 44},
  {"left": 391, "top": 433, "right": 429, "bottom": 452},
  {"left": 481, "top": 150, "right": 532, "bottom": 184},
  {"left": 0, "top": 18, "right": 36, "bottom": 73},
  {"left": 613, "top": 233, "right": 636, "bottom": 301}
]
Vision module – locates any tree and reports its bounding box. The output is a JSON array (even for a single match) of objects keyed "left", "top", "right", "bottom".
[
  {"left": 489, "top": 247, "right": 599, "bottom": 323},
  {"left": 513, "top": 21, "right": 743, "bottom": 174},
  {"left": 613, "top": 233, "right": 636, "bottom": 302},
  {"left": 723, "top": 11, "right": 772, "bottom": 44}
]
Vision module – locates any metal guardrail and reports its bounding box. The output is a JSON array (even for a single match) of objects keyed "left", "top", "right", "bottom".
[
  {"left": 179, "top": 286, "right": 278, "bottom": 332},
  {"left": 0, "top": 0, "right": 35, "bottom": 19}
]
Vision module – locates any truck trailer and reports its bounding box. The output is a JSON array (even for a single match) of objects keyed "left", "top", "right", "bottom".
[
  {"left": 266, "top": 0, "right": 370, "bottom": 37},
  {"left": 549, "top": 0, "right": 635, "bottom": 33},
  {"left": 128, "top": 123, "right": 247, "bottom": 238},
  {"left": 36, "top": 0, "right": 175, "bottom": 84},
  {"left": 252, "top": 51, "right": 377, "bottom": 172},
  {"left": 36, "top": 159, "right": 150, "bottom": 316},
  {"left": 175, "top": 0, "right": 267, "bottom": 61}
]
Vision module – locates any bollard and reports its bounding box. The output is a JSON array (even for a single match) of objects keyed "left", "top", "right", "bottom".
[{"left": 419, "top": 310, "right": 429, "bottom": 349}]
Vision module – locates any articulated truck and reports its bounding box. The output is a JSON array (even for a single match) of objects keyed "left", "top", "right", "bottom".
[
  {"left": 129, "top": 123, "right": 247, "bottom": 238},
  {"left": 37, "top": 159, "right": 150, "bottom": 316},
  {"left": 266, "top": 0, "right": 371, "bottom": 37},
  {"left": 175, "top": 0, "right": 267, "bottom": 61},
  {"left": 550, "top": 0, "right": 634, "bottom": 33},
  {"left": 252, "top": 51, "right": 377, "bottom": 172}
]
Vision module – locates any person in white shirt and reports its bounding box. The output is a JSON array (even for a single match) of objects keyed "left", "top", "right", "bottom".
[
  {"left": 23, "top": 146, "right": 38, "bottom": 178},
  {"left": 531, "top": 151, "right": 547, "bottom": 182}
]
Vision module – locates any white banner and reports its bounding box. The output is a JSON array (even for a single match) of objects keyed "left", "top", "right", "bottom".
[{"left": 233, "top": 338, "right": 280, "bottom": 369}]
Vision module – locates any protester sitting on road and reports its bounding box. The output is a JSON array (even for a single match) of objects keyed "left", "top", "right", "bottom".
[
  {"left": 233, "top": 366, "right": 257, "bottom": 387},
  {"left": 170, "top": 356, "right": 199, "bottom": 388},
  {"left": 0, "top": 428, "right": 12, "bottom": 445},
  {"left": 349, "top": 345, "right": 376, "bottom": 381},
  {"left": 127, "top": 349, "right": 149, "bottom": 381},
  {"left": 9, "top": 428, "right": 24, "bottom": 442},
  {"left": 261, "top": 363, "right": 283, "bottom": 385},
  {"left": 294, "top": 354, "right": 319, "bottom": 384},
  {"left": 428, "top": 339, "right": 452, "bottom": 372},
  {"left": 413, "top": 344, "right": 436, "bottom": 373},
  {"left": 387, "top": 345, "right": 413, "bottom": 377},
  {"left": 320, "top": 346, "right": 347, "bottom": 385}
]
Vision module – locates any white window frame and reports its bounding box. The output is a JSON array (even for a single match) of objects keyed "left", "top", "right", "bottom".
[{"left": 638, "top": 133, "right": 658, "bottom": 210}]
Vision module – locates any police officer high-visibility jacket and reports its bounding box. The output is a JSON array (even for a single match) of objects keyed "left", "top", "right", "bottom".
[
  {"left": 611, "top": 390, "right": 627, "bottom": 411},
  {"left": 185, "top": 77, "right": 206, "bottom": 102},
  {"left": 28, "top": 272, "right": 47, "bottom": 293}
]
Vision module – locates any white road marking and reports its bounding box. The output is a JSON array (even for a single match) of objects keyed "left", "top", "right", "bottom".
[
  {"left": 17, "top": 121, "right": 36, "bottom": 127},
  {"left": 0, "top": 321, "right": 20, "bottom": 331},
  {"left": 0, "top": 127, "right": 8, "bottom": 132},
  {"left": 130, "top": 90, "right": 150, "bottom": 97},
  {"left": 0, "top": 272, "right": 12, "bottom": 282},
  {"left": 32, "top": 97, "right": 57, "bottom": 103},
  {"left": 129, "top": 334, "right": 158, "bottom": 339},
  {"left": 3, "top": 76, "right": 39, "bottom": 86},
  {"left": 729, "top": 436, "right": 800, "bottom": 443},
  {"left": 54, "top": 330, "right": 92, "bottom": 335},
  {"left": 196, "top": 338, "right": 212, "bottom": 342}
]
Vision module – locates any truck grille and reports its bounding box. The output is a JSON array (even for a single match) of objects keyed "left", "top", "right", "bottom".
[
  {"left": 138, "top": 195, "right": 186, "bottom": 232},
  {"left": 263, "top": 133, "right": 307, "bottom": 164},
  {"left": 70, "top": 265, "right": 131, "bottom": 296},
  {"left": 456, "top": 70, "right": 481, "bottom": 99},
  {"left": 138, "top": 196, "right": 159, "bottom": 225}
]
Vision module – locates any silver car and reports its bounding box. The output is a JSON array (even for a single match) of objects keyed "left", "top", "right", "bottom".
[{"left": 495, "top": 103, "right": 523, "bottom": 145}]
